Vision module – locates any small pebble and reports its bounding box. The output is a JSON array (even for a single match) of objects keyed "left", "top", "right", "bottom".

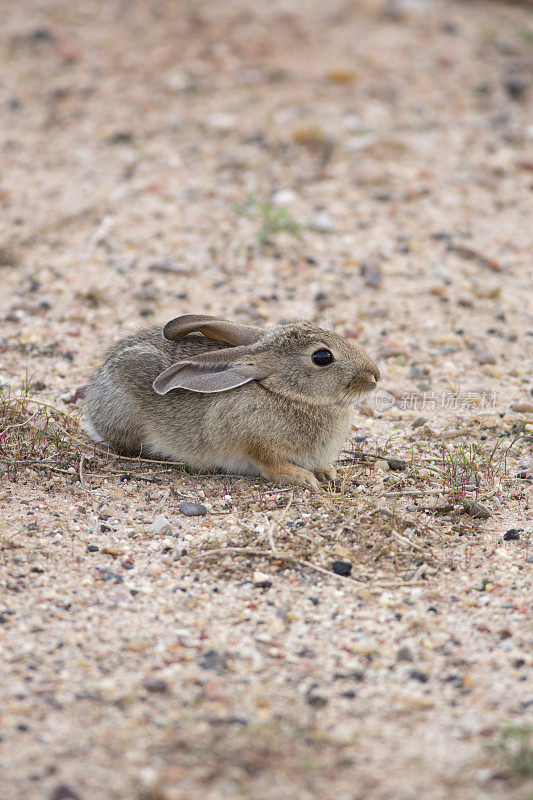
[
  {"left": 306, "top": 691, "right": 328, "bottom": 708},
  {"left": 310, "top": 213, "right": 335, "bottom": 233},
  {"left": 409, "top": 670, "right": 429, "bottom": 683},
  {"left": 49, "top": 785, "right": 81, "bottom": 800},
  {"left": 505, "top": 79, "right": 527, "bottom": 100},
  {"left": 144, "top": 676, "right": 169, "bottom": 693},
  {"left": 101, "top": 545, "right": 124, "bottom": 557},
  {"left": 106, "top": 131, "right": 133, "bottom": 145},
  {"left": 149, "top": 514, "right": 172, "bottom": 534},
  {"left": 272, "top": 189, "right": 297, "bottom": 205},
  {"left": 462, "top": 500, "right": 491, "bottom": 519},
  {"left": 412, "top": 417, "right": 427, "bottom": 429},
  {"left": 360, "top": 262, "right": 382, "bottom": 288},
  {"left": 373, "top": 191, "right": 391, "bottom": 202},
  {"left": 87, "top": 545, "right": 99, "bottom": 552},
  {"left": 380, "top": 345, "right": 408, "bottom": 358},
  {"left": 343, "top": 113, "right": 362, "bottom": 131},
  {"left": 252, "top": 570, "right": 272, "bottom": 588},
  {"left": 503, "top": 529, "right": 522, "bottom": 541},
  {"left": 198, "top": 649, "right": 227, "bottom": 673},
  {"left": 474, "top": 347, "right": 496, "bottom": 366},
  {"left": 374, "top": 459, "right": 390, "bottom": 471},
  {"left": 331, "top": 560, "right": 352, "bottom": 576},
  {"left": 206, "top": 112, "right": 236, "bottom": 132},
  {"left": 178, "top": 502, "right": 207, "bottom": 516},
  {"left": 396, "top": 645, "right": 414, "bottom": 663},
  {"left": 511, "top": 402, "right": 533, "bottom": 414}
]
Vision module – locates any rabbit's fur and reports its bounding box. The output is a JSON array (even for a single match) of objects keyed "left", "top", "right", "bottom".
[{"left": 85, "top": 315, "right": 379, "bottom": 489}]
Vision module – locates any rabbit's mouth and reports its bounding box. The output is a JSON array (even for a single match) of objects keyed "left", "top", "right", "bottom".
[
  {"left": 351, "top": 368, "right": 380, "bottom": 392},
  {"left": 341, "top": 369, "right": 379, "bottom": 405}
]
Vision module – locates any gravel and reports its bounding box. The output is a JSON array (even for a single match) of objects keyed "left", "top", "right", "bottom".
[{"left": 0, "top": 2, "right": 531, "bottom": 800}]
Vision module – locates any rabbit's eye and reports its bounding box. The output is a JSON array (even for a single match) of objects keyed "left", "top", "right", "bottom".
[{"left": 312, "top": 349, "right": 334, "bottom": 366}]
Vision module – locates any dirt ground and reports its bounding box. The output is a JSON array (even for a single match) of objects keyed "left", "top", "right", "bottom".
[{"left": 1, "top": 1, "right": 532, "bottom": 799}]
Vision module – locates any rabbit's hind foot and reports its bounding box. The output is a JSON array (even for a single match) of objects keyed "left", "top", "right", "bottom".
[{"left": 260, "top": 460, "right": 321, "bottom": 491}]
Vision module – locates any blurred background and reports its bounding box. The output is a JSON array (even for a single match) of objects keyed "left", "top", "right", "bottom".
[{"left": 0, "top": 0, "right": 531, "bottom": 397}]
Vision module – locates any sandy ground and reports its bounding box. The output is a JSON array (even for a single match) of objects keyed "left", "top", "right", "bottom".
[{"left": 1, "top": 1, "right": 532, "bottom": 799}]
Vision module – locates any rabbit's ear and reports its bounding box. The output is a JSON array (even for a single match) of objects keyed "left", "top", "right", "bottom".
[
  {"left": 163, "top": 315, "right": 262, "bottom": 346},
  {"left": 153, "top": 358, "right": 264, "bottom": 395}
]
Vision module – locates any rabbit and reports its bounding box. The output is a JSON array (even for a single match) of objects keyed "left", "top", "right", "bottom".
[{"left": 84, "top": 314, "right": 380, "bottom": 490}]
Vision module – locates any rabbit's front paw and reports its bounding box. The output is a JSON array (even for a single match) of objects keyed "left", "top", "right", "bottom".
[{"left": 314, "top": 465, "right": 337, "bottom": 483}]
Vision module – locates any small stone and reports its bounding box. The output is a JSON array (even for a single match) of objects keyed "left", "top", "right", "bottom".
[
  {"left": 178, "top": 502, "right": 207, "bottom": 517},
  {"left": 310, "top": 213, "right": 335, "bottom": 233},
  {"left": 87, "top": 545, "right": 99, "bottom": 552},
  {"left": 272, "top": 189, "right": 297, "bottom": 205},
  {"left": 412, "top": 417, "right": 427, "bottom": 429},
  {"left": 462, "top": 500, "right": 491, "bottom": 519},
  {"left": 101, "top": 545, "right": 125, "bottom": 557},
  {"left": 408, "top": 365, "right": 430, "bottom": 381},
  {"left": 387, "top": 458, "right": 407, "bottom": 471},
  {"left": 511, "top": 402, "right": 533, "bottom": 414},
  {"left": 380, "top": 345, "right": 408, "bottom": 358},
  {"left": 206, "top": 112, "right": 236, "bottom": 132},
  {"left": 252, "top": 570, "right": 272, "bottom": 588},
  {"left": 374, "top": 459, "right": 390, "bottom": 471},
  {"left": 505, "top": 79, "right": 527, "bottom": 100},
  {"left": 148, "top": 259, "right": 190, "bottom": 275},
  {"left": 396, "top": 645, "right": 414, "bottom": 663},
  {"left": 331, "top": 560, "right": 352, "bottom": 576},
  {"left": 503, "top": 529, "right": 522, "bottom": 541},
  {"left": 29, "top": 27, "right": 55, "bottom": 43},
  {"left": 292, "top": 122, "right": 327, "bottom": 146},
  {"left": 144, "top": 676, "right": 169, "bottom": 693},
  {"left": 360, "top": 262, "right": 382, "bottom": 288},
  {"left": 481, "top": 364, "right": 502, "bottom": 378},
  {"left": 149, "top": 514, "right": 172, "bottom": 534},
  {"left": 433, "top": 333, "right": 463, "bottom": 347},
  {"left": 326, "top": 66, "right": 356, "bottom": 85},
  {"left": 409, "top": 670, "right": 429, "bottom": 683},
  {"left": 49, "top": 785, "right": 81, "bottom": 800},
  {"left": 198, "top": 649, "right": 227, "bottom": 673},
  {"left": 470, "top": 280, "right": 501, "bottom": 300},
  {"left": 474, "top": 347, "right": 496, "bottom": 366},
  {"left": 314, "top": 291, "right": 333, "bottom": 310},
  {"left": 343, "top": 114, "right": 362, "bottom": 131},
  {"left": 106, "top": 131, "right": 133, "bottom": 145},
  {"left": 306, "top": 691, "right": 328, "bottom": 708}
]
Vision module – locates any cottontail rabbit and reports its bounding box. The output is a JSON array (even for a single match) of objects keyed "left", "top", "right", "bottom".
[{"left": 85, "top": 314, "right": 379, "bottom": 489}]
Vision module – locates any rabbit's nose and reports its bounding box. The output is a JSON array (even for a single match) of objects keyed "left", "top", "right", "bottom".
[{"left": 362, "top": 365, "right": 379, "bottom": 386}]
